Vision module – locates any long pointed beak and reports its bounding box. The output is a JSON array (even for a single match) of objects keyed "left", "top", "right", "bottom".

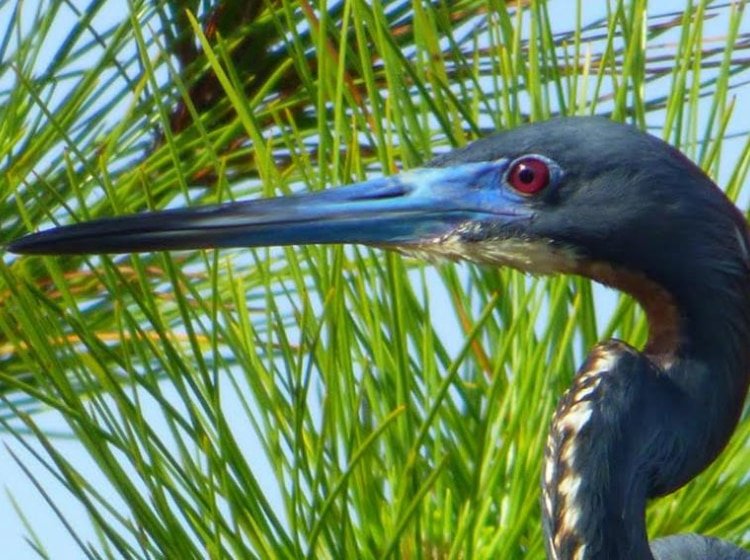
[{"left": 8, "top": 162, "right": 531, "bottom": 256}]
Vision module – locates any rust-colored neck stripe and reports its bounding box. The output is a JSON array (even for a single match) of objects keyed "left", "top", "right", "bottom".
[{"left": 577, "top": 261, "right": 681, "bottom": 366}]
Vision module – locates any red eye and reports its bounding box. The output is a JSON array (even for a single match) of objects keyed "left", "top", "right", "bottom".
[{"left": 507, "top": 157, "right": 550, "bottom": 195}]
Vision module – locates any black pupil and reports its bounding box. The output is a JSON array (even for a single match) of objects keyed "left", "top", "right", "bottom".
[{"left": 518, "top": 166, "right": 536, "bottom": 184}]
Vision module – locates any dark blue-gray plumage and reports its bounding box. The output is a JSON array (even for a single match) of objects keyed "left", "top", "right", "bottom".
[
  {"left": 9, "top": 117, "right": 750, "bottom": 559},
  {"left": 652, "top": 534, "right": 750, "bottom": 560}
]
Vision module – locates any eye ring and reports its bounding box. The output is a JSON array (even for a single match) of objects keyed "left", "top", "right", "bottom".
[{"left": 506, "top": 156, "right": 551, "bottom": 195}]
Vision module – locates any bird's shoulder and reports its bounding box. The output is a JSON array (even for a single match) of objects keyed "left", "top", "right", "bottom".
[{"left": 651, "top": 533, "right": 750, "bottom": 559}]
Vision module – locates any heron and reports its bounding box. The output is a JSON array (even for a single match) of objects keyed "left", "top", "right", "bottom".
[{"left": 8, "top": 117, "right": 750, "bottom": 559}]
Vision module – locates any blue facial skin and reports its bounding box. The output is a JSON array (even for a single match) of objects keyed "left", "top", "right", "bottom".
[{"left": 8, "top": 157, "right": 562, "bottom": 256}]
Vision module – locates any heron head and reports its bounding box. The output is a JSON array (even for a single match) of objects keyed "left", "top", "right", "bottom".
[{"left": 10, "top": 117, "right": 748, "bottom": 300}]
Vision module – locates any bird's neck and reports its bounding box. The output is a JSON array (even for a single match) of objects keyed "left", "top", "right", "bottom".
[
  {"left": 647, "top": 262, "right": 750, "bottom": 472},
  {"left": 543, "top": 259, "right": 750, "bottom": 560},
  {"left": 542, "top": 341, "right": 655, "bottom": 559},
  {"left": 586, "top": 257, "right": 750, "bottom": 470}
]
